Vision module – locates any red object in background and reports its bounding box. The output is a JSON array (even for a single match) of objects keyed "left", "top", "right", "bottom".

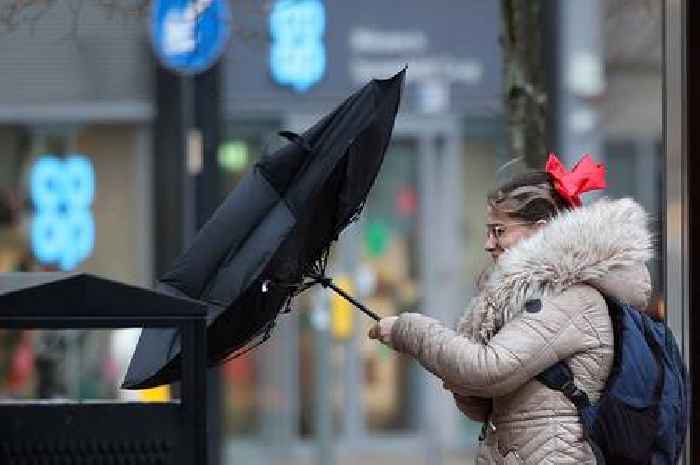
[
  {"left": 223, "top": 355, "right": 253, "bottom": 383},
  {"left": 7, "top": 335, "right": 34, "bottom": 391},
  {"left": 396, "top": 185, "right": 418, "bottom": 216}
]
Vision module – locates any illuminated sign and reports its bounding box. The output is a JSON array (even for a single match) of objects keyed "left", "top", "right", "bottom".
[
  {"left": 150, "top": 0, "right": 232, "bottom": 75},
  {"left": 218, "top": 141, "right": 249, "bottom": 172},
  {"left": 30, "top": 155, "right": 95, "bottom": 271},
  {"left": 269, "top": 0, "right": 326, "bottom": 93}
]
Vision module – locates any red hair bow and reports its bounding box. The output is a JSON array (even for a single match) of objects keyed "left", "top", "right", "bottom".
[{"left": 545, "top": 153, "right": 606, "bottom": 208}]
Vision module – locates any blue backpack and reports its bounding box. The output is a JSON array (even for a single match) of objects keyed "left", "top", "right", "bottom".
[{"left": 537, "top": 296, "right": 690, "bottom": 465}]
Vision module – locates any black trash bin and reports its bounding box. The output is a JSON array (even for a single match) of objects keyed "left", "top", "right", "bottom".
[{"left": 0, "top": 273, "right": 208, "bottom": 465}]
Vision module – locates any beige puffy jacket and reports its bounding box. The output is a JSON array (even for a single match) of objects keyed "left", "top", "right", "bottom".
[{"left": 389, "top": 199, "right": 653, "bottom": 465}]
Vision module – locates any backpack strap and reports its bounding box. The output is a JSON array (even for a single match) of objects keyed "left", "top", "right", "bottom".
[
  {"left": 536, "top": 361, "right": 591, "bottom": 409},
  {"left": 537, "top": 362, "right": 606, "bottom": 465}
]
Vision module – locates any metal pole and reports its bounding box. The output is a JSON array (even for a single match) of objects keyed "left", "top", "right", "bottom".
[
  {"left": 182, "top": 75, "right": 198, "bottom": 246},
  {"left": 312, "top": 290, "right": 335, "bottom": 465},
  {"left": 180, "top": 317, "right": 208, "bottom": 464},
  {"left": 663, "top": 1, "right": 689, "bottom": 463},
  {"left": 419, "top": 133, "right": 443, "bottom": 465},
  {"left": 194, "top": 62, "right": 224, "bottom": 465},
  {"left": 337, "top": 222, "right": 366, "bottom": 442}
]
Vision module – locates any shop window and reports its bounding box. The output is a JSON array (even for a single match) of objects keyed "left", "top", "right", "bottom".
[{"left": 0, "top": 124, "right": 152, "bottom": 402}]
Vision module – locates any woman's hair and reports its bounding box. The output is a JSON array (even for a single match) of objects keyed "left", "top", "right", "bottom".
[{"left": 487, "top": 170, "right": 571, "bottom": 222}]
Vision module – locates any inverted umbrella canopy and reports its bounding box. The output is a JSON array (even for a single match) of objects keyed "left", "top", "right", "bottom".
[{"left": 123, "top": 69, "right": 405, "bottom": 389}]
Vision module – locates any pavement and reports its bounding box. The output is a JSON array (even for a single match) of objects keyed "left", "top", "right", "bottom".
[{"left": 225, "top": 441, "right": 478, "bottom": 465}]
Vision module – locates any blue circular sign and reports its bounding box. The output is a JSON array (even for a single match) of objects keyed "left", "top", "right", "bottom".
[{"left": 150, "top": 0, "right": 231, "bottom": 75}]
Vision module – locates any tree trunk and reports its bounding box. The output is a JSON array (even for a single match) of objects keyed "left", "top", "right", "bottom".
[{"left": 501, "top": 0, "right": 548, "bottom": 169}]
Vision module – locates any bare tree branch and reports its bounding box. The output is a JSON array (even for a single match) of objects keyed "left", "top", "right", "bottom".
[
  {"left": 0, "top": 0, "right": 272, "bottom": 40},
  {"left": 0, "top": 0, "right": 56, "bottom": 33}
]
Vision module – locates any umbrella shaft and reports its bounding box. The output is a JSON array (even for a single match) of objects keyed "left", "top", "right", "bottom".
[{"left": 322, "top": 280, "right": 380, "bottom": 322}]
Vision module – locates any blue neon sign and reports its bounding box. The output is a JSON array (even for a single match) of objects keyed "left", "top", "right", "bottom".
[
  {"left": 30, "top": 155, "right": 95, "bottom": 271},
  {"left": 269, "top": 0, "right": 326, "bottom": 93}
]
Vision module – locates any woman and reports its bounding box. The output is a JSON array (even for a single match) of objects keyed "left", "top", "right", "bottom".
[{"left": 369, "top": 154, "right": 653, "bottom": 465}]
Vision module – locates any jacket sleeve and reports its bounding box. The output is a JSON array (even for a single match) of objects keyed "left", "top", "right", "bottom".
[{"left": 390, "top": 285, "right": 606, "bottom": 397}]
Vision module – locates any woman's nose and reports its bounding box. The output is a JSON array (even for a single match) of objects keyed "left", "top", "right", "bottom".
[{"left": 484, "top": 234, "right": 497, "bottom": 253}]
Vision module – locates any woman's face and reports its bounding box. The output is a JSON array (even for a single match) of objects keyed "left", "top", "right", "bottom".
[{"left": 484, "top": 207, "right": 543, "bottom": 262}]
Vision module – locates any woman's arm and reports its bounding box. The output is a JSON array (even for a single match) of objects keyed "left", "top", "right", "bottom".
[{"left": 389, "top": 285, "right": 607, "bottom": 397}]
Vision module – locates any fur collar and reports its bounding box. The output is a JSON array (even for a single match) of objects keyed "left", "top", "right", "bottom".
[{"left": 457, "top": 198, "right": 654, "bottom": 343}]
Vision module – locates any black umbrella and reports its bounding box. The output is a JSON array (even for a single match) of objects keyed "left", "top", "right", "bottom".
[{"left": 123, "top": 69, "right": 405, "bottom": 389}]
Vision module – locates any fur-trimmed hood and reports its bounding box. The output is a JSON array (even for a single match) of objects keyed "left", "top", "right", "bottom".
[{"left": 458, "top": 198, "right": 654, "bottom": 343}]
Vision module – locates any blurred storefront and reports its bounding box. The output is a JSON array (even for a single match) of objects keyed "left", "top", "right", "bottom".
[
  {"left": 0, "top": 1, "right": 672, "bottom": 464},
  {"left": 0, "top": 4, "right": 153, "bottom": 401}
]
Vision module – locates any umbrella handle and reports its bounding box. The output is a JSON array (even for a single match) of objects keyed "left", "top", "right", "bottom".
[{"left": 312, "top": 276, "right": 381, "bottom": 321}]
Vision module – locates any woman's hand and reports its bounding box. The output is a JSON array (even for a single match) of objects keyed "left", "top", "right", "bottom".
[{"left": 368, "top": 316, "right": 399, "bottom": 347}]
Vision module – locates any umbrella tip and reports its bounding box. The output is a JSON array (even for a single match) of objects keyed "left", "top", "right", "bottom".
[{"left": 398, "top": 65, "right": 408, "bottom": 83}]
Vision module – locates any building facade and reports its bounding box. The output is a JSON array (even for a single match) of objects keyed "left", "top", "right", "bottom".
[{"left": 0, "top": 1, "right": 675, "bottom": 464}]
